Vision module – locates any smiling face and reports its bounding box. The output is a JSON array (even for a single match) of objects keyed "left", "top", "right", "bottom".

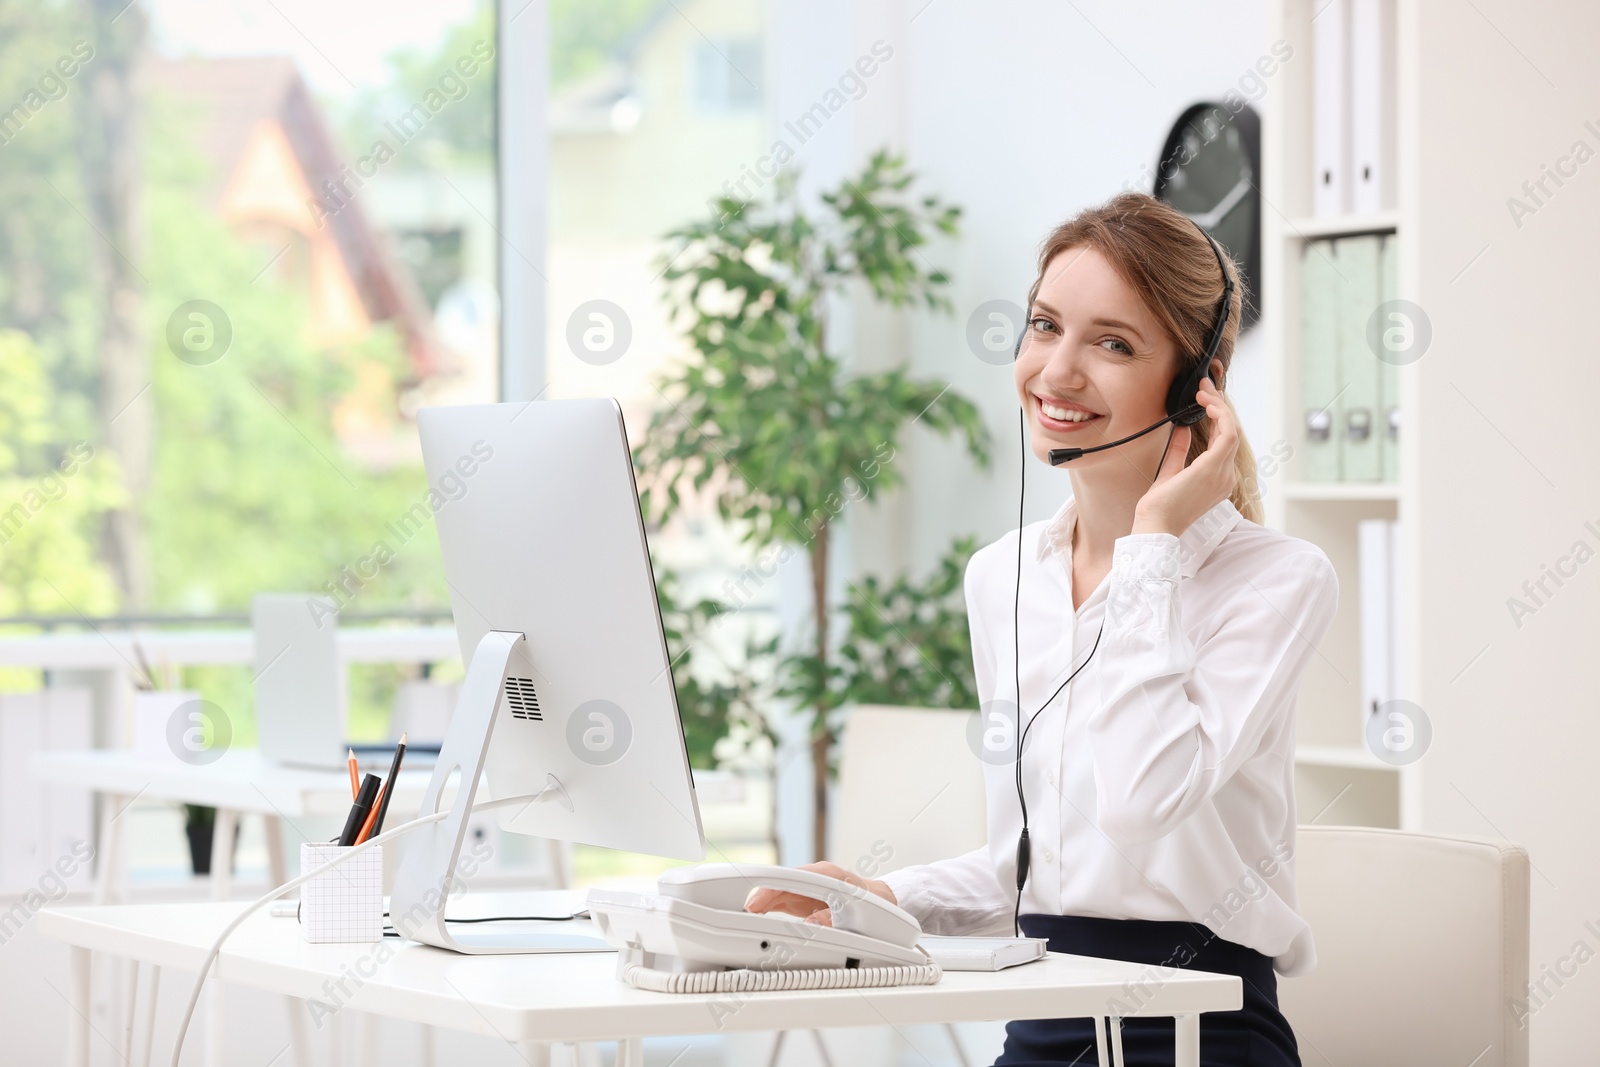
[{"left": 1014, "top": 243, "right": 1186, "bottom": 471}]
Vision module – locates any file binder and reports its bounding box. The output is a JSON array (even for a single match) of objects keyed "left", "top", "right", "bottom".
[
  {"left": 1300, "top": 239, "right": 1343, "bottom": 481},
  {"left": 1350, "top": 0, "right": 1398, "bottom": 215},
  {"left": 1337, "top": 236, "right": 1383, "bottom": 481},
  {"left": 1378, "top": 233, "right": 1400, "bottom": 482},
  {"left": 1313, "top": 0, "right": 1351, "bottom": 216},
  {"left": 1358, "top": 519, "right": 1394, "bottom": 732}
]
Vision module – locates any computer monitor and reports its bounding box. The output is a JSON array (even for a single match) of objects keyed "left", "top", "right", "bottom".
[{"left": 391, "top": 398, "right": 707, "bottom": 954}]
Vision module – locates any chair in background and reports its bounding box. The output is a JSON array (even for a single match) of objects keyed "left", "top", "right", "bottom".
[
  {"left": 830, "top": 705, "right": 987, "bottom": 879},
  {"left": 1279, "top": 826, "right": 1530, "bottom": 1067},
  {"left": 388, "top": 677, "right": 459, "bottom": 750},
  {"left": 768, "top": 704, "right": 986, "bottom": 1067}
]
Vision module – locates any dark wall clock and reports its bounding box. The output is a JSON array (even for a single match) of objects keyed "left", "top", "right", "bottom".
[{"left": 1152, "top": 101, "right": 1262, "bottom": 332}]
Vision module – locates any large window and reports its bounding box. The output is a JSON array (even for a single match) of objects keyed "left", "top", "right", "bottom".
[
  {"left": 0, "top": 0, "right": 498, "bottom": 704},
  {"left": 0, "top": 0, "right": 782, "bottom": 876}
]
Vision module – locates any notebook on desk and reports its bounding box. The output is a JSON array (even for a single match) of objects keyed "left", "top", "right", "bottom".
[{"left": 917, "top": 935, "right": 1049, "bottom": 971}]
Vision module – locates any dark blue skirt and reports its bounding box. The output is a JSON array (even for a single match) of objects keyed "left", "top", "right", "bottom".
[{"left": 993, "top": 914, "right": 1301, "bottom": 1067}]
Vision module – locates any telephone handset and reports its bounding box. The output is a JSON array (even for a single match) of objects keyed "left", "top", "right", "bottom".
[
  {"left": 659, "top": 863, "right": 920, "bottom": 947},
  {"left": 586, "top": 862, "right": 930, "bottom": 971}
]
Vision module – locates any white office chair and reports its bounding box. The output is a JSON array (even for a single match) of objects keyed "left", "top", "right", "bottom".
[
  {"left": 767, "top": 704, "right": 986, "bottom": 1067},
  {"left": 1279, "top": 826, "right": 1530, "bottom": 1067},
  {"left": 830, "top": 705, "right": 988, "bottom": 876}
]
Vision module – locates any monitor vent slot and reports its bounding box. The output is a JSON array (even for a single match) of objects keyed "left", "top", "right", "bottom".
[{"left": 506, "top": 677, "right": 543, "bottom": 721}]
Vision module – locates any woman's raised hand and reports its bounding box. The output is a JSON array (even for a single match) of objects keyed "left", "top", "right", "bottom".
[{"left": 1132, "top": 374, "right": 1239, "bottom": 538}]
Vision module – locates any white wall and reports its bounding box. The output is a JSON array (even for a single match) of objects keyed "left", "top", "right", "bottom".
[{"left": 1406, "top": 1, "right": 1600, "bottom": 1059}]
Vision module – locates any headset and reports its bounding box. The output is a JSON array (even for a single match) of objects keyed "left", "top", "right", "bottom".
[{"left": 1005, "top": 217, "right": 1234, "bottom": 935}]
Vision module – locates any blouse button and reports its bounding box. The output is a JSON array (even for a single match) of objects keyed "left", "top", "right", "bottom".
[
  {"left": 1042, "top": 848, "right": 1055, "bottom": 863},
  {"left": 1118, "top": 554, "right": 1132, "bottom": 566},
  {"left": 1046, "top": 769, "right": 1056, "bottom": 785}
]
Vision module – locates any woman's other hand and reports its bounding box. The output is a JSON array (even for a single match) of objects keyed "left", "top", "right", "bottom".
[{"left": 742, "top": 861, "right": 898, "bottom": 927}]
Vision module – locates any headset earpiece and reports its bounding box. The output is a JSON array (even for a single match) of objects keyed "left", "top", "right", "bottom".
[
  {"left": 1165, "top": 358, "right": 1210, "bottom": 427},
  {"left": 1166, "top": 222, "right": 1235, "bottom": 428}
]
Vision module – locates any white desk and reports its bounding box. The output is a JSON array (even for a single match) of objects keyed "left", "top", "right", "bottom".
[
  {"left": 30, "top": 748, "right": 743, "bottom": 901},
  {"left": 31, "top": 748, "right": 454, "bottom": 903},
  {"left": 40, "top": 891, "right": 1242, "bottom": 1067},
  {"left": 30, "top": 748, "right": 460, "bottom": 1067}
]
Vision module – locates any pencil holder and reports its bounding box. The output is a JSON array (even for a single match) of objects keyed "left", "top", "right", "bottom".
[{"left": 299, "top": 843, "right": 384, "bottom": 943}]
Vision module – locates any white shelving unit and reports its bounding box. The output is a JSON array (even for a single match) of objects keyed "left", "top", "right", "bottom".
[
  {"left": 1263, "top": 0, "right": 1414, "bottom": 830},
  {"left": 1259, "top": 1, "right": 1600, "bottom": 1056},
  {"left": 1284, "top": 211, "right": 1401, "bottom": 239}
]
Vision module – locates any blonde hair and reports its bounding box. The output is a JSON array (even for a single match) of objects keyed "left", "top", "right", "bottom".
[{"left": 1025, "top": 192, "right": 1262, "bottom": 524}]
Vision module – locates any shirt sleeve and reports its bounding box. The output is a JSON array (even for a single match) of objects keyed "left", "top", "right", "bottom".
[
  {"left": 1086, "top": 532, "right": 1339, "bottom": 846},
  {"left": 880, "top": 844, "right": 1014, "bottom": 936},
  {"left": 876, "top": 546, "right": 1014, "bottom": 937}
]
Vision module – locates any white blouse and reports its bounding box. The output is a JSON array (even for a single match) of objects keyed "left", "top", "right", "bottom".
[{"left": 880, "top": 494, "right": 1339, "bottom": 977}]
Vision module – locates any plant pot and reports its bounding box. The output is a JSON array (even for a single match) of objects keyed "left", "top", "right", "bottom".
[
  {"left": 133, "top": 689, "right": 204, "bottom": 763},
  {"left": 185, "top": 820, "right": 236, "bottom": 876}
]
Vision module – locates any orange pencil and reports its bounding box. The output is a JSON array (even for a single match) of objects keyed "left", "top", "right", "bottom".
[
  {"left": 354, "top": 782, "right": 386, "bottom": 845},
  {"left": 347, "top": 748, "right": 359, "bottom": 800}
]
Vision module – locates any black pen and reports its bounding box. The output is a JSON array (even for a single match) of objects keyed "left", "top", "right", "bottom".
[
  {"left": 339, "top": 774, "right": 381, "bottom": 846},
  {"left": 369, "top": 733, "right": 408, "bottom": 836}
]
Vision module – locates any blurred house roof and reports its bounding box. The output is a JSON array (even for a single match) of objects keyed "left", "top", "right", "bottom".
[{"left": 148, "top": 56, "right": 440, "bottom": 378}]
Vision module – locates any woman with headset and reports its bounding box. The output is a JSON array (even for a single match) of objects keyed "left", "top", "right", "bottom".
[{"left": 748, "top": 191, "right": 1338, "bottom": 1066}]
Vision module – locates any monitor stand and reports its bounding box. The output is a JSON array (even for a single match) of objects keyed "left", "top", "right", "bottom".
[{"left": 389, "top": 630, "right": 611, "bottom": 954}]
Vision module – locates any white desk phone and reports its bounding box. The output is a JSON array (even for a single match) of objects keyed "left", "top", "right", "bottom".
[{"left": 586, "top": 862, "right": 930, "bottom": 971}]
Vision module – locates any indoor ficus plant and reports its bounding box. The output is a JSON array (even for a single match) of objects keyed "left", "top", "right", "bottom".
[{"left": 634, "top": 148, "right": 991, "bottom": 860}]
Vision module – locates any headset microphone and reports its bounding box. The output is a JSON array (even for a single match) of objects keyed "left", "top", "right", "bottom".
[{"left": 1005, "top": 216, "right": 1233, "bottom": 935}]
